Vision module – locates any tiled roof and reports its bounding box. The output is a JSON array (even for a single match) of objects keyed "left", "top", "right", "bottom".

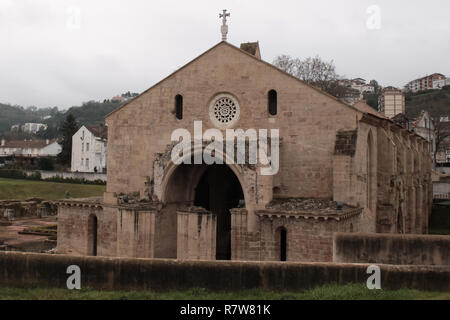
[
  {"left": 353, "top": 101, "right": 388, "bottom": 120},
  {"left": 85, "top": 125, "right": 108, "bottom": 139},
  {"left": 0, "top": 139, "right": 58, "bottom": 149},
  {"left": 391, "top": 113, "right": 413, "bottom": 130}
]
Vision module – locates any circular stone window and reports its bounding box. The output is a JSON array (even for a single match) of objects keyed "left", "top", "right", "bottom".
[{"left": 209, "top": 93, "right": 240, "bottom": 128}]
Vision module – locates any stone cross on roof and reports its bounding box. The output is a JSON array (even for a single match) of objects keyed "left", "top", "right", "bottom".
[{"left": 219, "top": 9, "right": 230, "bottom": 41}]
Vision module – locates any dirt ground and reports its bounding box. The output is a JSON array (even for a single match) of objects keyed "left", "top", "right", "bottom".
[{"left": 0, "top": 217, "right": 57, "bottom": 252}]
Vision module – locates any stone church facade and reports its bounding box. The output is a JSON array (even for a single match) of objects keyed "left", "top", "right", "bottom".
[{"left": 57, "top": 41, "right": 432, "bottom": 262}]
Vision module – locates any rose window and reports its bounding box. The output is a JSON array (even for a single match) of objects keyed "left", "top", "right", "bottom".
[{"left": 209, "top": 94, "right": 240, "bottom": 128}]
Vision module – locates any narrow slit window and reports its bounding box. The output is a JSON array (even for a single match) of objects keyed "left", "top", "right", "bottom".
[
  {"left": 268, "top": 90, "right": 277, "bottom": 115},
  {"left": 280, "top": 228, "right": 287, "bottom": 261},
  {"left": 175, "top": 94, "right": 183, "bottom": 120}
]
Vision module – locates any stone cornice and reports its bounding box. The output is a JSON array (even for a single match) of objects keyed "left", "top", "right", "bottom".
[
  {"left": 255, "top": 207, "right": 363, "bottom": 222},
  {"left": 55, "top": 199, "right": 163, "bottom": 212},
  {"left": 54, "top": 199, "right": 103, "bottom": 210}
]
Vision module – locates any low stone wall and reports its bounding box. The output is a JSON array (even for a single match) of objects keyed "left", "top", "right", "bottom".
[
  {"left": 26, "top": 171, "right": 106, "bottom": 182},
  {"left": 333, "top": 232, "right": 450, "bottom": 266},
  {"left": 0, "top": 251, "right": 449, "bottom": 292}
]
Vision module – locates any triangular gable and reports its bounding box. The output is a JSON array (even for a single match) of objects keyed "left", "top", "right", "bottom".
[{"left": 105, "top": 41, "right": 362, "bottom": 119}]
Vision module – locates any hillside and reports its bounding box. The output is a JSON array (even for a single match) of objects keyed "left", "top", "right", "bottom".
[
  {"left": 0, "top": 99, "right": 126, "bottom": 135},
  {"left": 0, "top": 104, "right": 57, "bottom": 134},
  {"left": 47, "top": 100, "right": 124, "bottom": 129},
  {"left": 405, "top": 88, "right": 450, "bottom": 119}
]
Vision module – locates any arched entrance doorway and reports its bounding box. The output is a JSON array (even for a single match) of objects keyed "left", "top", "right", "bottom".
[
  {"left": 158, "top": 163, "right": 244, "bottom": 260},
  {"left": 194, "top": 164, "right": 244, "bottom": 260}
]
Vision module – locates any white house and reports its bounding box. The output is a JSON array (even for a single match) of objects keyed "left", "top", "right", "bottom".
[
  {"left": 0, "top": 139, "right": 61, "bottom": 157},
  {"left": 71, "top": 125, "right": 107, "bottom": 173},
  {"left": 22, "top": 123, "right": 48, "bottom": 134},
  {"left": 432, "top": 78, "right": 450, "bottom": 89}
]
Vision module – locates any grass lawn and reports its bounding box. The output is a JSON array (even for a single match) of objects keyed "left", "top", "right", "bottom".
[
  {"left": 0, "top": 283, "right": 448, "bottom": 300},
  {"left": 0, "top": 178, "right": 105, "bottom": 200},
  {"left": 429, "top": 204, "right": 450, "bottom": 235}
]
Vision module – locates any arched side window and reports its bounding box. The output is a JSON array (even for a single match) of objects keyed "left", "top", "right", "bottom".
[
  {"left": 268, "top": 90, "right": 277, "bottom": 116},
  {"left": 175, "top": 94, "right": 183, "bottom": 120}
]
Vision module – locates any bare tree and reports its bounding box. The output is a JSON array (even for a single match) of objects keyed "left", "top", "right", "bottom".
[
  {"left": 272, "top": 55, "right": 299, "bottom": 76},
  {"left": 273, "top": 54, "right": 348, "bottom": 98}
]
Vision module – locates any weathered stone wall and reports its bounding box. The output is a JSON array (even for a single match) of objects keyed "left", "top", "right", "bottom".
[
  {"left": 333, "top": 121, "right": 378, "bottom": 233},
  {"left": 256, "top": 211, "right": 361, "bottom": 262},
  {"left": 116, "top": 208, "right": 157, "bottom": 258},
  {"left": 375, "top": 124, "right": 431, "bottom": 234},
  {"left": 57, "top": 201, "right": 165, "bottom": 258},
  {"left": 333, "top": 117, "right": 431, "bottom": 236},
  {"left": 177, "top": 210, "right": 216, "bottom": 260},
  {"left": 56, "top": 201, "right": 116, "bottom": 256},
  {"left": 230, "top": 208, "right": 252, "bottom": 260},
  {"left": 1, "top": 252, "right": 449, "bottom": 292},
  {"left": 0, "top": 199, "right": 56, "bottom": 220},
  {"left": 333, "top": 232, "right": 450, "bottom": 265}
]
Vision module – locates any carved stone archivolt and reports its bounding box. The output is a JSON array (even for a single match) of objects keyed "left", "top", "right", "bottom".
[{"left": 150, "top": 142, "right": 269, "bottom": 206}]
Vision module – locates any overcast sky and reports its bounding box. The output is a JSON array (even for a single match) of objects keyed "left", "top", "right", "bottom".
[{"left": 1, "top": 0, "right": 449, "bottom": 109}]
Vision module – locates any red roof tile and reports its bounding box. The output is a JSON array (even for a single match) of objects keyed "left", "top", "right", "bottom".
[{"left": 85, "top": 125, "right": 108, "bottom": 139}]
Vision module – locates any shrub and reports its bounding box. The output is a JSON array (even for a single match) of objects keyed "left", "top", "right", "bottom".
[
  {"left": 28, "top": 171, "right": 42, "bottom": 180},
  {"left": 37, "top": 157, "right": 55, "bottom": 171},
  {"left": 0, "top": 169, "right": 28, "bottom": 179},
  {"left": 43, "top": 176, "right": 106, "bottom": 185}
]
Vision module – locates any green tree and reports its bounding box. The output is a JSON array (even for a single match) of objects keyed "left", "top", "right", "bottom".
[
  {"left": 57, "top": 114, "right": 78, "bottom": 166},
  {"left": 369, "top": 80, "right": 381, "bottom": 95}
]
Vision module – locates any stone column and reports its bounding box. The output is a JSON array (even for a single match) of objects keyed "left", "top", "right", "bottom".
[
  {"left": 37, "top": 206, "right": 48, "bottom": 218},
  {"left": 177, "top": 209, "right": 216, "bottom": 260},
  {"left": 230, "top": 208, "right": 248, "bottom": 260},
  {"left": 116, "top": 209, "right": 157, "bottom": 258}
]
